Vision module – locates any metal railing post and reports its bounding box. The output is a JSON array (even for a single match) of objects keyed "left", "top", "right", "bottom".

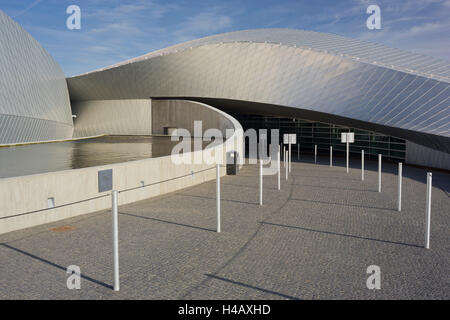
[
  {"left": 425, "top": 172, "right": 432, "bottom": 249},
  {"left": 378, "top": 154, "right": 382, "bottom": 192},
  {"left": 285, "top": 150, "right": 288, "bottom": 181},
  {"left": 346, "top": 140, "right": 349, "bottom": 173},
  {"left": 259, "top": 160, "right": 263, "bottom": 206},
  {"left": 216, "top": 164, "right": 221, "bottom": 233},
  {"left": 398, "top": 162, "right": 402, "bottom": 212},
  {"left": 330, "top": 146, "right": 332, "bottom": 167},
  {"left": 361, "top": 150, "right": 364, "bottom": 181},
  {"left": 277, "top": 147, "right": 281, "bottom": 190},
  {"left": 289, "top": 143, "right": 291, "bottom": 173},
  {"left": 314, "top": 144, "right": 317, "bottom": 164},
  {"left": 111, "top": 190, "right": 120, "bottom": 292}
]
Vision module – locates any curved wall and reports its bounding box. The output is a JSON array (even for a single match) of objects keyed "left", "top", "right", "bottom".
[
  {"left": 67, "top": 30, "right": 449, "bottom": 155},
  {"left": 151, "top": 99, "right": 235, "bottom": 137},
  {"left": 0, "top": 100, "right": 243, "bottom": 234},
  {"left": 72, "top": 99, "right": 152, "bottom": 137},
  {"left": 71, "top": 99, "right": 237, "bottom": 139},
  {"left": 0, "top": 10, "right": 73, "bottom": 144}
]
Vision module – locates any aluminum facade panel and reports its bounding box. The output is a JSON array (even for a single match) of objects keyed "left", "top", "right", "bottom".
[{"left": 0, "top": 10, "right": 73, "bottom": 144}]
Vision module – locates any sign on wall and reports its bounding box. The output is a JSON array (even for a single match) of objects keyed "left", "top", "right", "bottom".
[
  {"left": 283, "top": 134, "right": 297, "bottom": 144},
  {"left": 98, "top": 169, "right": 113, "bottom": 193},
  {"left": 341, "top": 132, "right": 355, "bottom": 143}
]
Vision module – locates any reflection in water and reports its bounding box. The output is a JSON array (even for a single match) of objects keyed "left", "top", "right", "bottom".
[{"left": 0, "top": 135, "right": 208, "bottom": 179}]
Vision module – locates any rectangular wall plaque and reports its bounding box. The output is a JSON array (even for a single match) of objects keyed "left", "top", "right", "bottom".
[{"left": 98, "top": 169, "right": 113, "bottom": 193}]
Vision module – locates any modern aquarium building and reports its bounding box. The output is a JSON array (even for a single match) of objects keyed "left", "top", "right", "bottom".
[{"left": 1, "top": 9, "right": 449, "bottom": 170}]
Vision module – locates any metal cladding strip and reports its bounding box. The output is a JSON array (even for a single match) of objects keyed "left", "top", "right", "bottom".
[
  {"left": 0, "top": 10, "right": 73, "bottom": 145},
  {"left": 67, "top": 29, "right": 449, "bottom": 153}
]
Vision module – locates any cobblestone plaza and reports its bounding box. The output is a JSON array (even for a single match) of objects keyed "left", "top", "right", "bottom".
[{"left": 1, "top": 156, "right": 448, "bottom": 299}]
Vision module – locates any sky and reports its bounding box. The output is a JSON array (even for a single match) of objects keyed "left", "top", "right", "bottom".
[{"left": 1, "top": 0, "right": 449, "bottom": 76}]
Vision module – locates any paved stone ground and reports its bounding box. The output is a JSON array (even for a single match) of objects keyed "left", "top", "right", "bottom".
[{"left": 0, "top": 155, "right": 449, "bottom": 299}]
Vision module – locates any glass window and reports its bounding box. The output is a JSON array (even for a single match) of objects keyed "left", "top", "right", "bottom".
[{"left": 233, "top": 114, "right": 406, "bottom": 162}]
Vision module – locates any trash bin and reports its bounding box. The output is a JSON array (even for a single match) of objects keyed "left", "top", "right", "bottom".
[{"left": 226, "top": 151, "right": 239, "bottom": 175}]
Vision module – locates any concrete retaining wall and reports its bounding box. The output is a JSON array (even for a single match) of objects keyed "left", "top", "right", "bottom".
[
  {"left": 0, "top": 152, "right": 222, "bottom": 235},
  {"left": 0, "top": 100, "right": 244, "bottom": 235},
  {"left": 406, "top": 141, "right": 450, "bottom": 171},
  {"left": 152, "top": 99, "right": 233, "bottom": 137},
  {"left": 72, "top": 99, "right": 152, "bottom": 137}
]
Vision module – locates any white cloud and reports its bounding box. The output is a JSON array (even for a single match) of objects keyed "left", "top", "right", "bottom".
[
  {"left": 16, "top": 0, "right": 448, "bottom": 74},
  {"left": 409, "top": 21, "right": 448, "bottom": 35},
  {"left": 181, "top": 12, "right": 232, "bottom": 34},
  {"left": 172, "top": 9, "right": 233, "bottom": 43},
  {"left": 89, "top": 22, "right": 143, "bottom": 35},
  {"left": 13, "top": 0, "right": 43, "bottom": 18},
  {"left": 87, "top": 0, "right": 176, "bottom": 20}
]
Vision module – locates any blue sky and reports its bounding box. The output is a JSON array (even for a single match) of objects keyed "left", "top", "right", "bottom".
[{"left": 1, "top": 0, "right": 449, "bottom": 76}]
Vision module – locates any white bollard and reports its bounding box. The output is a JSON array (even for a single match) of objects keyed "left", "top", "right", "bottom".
[
  {"left": 289, "top": 144, "right": 291, "bottom": 173},
  {"left": 111, "top": 190, "right": 120, "bottom": 291},
  {"left": 277, "top": 147, "right": 281, "bottom": 190},
  {"left": 398, "top": 162, "right": 402, "bottom": 212},
  {"left": 283, "top": 146, "right": 286, "bottom": 168},
  {"left": 330, "top": 146, "right": 333, "bottom": 167},
  {"left": 425, "top": 172, "right": 432, "bottom": 249},
  {"left": 285, "top": 150, "right": 288, "bottom": 181},
  {"left": 378, "top": 154, "right": 382, "bottom": 192},
  {"left": 259, "top": 160, "right": 263, "bottom": 206},
  {"left": 216, "top": 164, "right": 221, "bottom": 233},
  {"left": 361, "top": 150, "right": 364, "bottom": 181},
  {"left": 346, "top": 140, "right": 349, "bottom": 173},
  {"left": 314, "top": 144, "right": 317, "bottom": 164}
]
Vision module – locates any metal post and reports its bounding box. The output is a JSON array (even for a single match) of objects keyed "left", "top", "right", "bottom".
[
  {"left": 283, "top": 146, "right": 286, "bottom": 168},
  {"left": 346, "top": 140, "right": 349, "bottom": 173},
  {"left": 378, "top": 154, "right": 382, "bottom": 192},
  {"left": 216, "top": 164, "right": 221, "bottom": 233},
  {"left": 314, "top": 144, "right": 317, "bottom": 164},
  {"left": 111, "top": 190, "right": 120, "bottom": 292},
  {"left": 259, "top": 160, "right": 263, "bottom": 206},
  {"left": 297, "top": 143, "right": 300, "bottom": 160},
  {"left": 425, "top": 172, "right": 432, "bottom": 249},
  {"left": 398, "top": 162, "right": 402, "bottom": 212},
  {"left": 361, "top": 150, "right": 364, "bottom": 181},
  {"left": 289, "top": 143, "right": 291, "bottom": 173},
  {"left": 257, "top": 140, "right": 259, "bottom": 164},
  {"left": 330, "top": 146, "right": 333, "bottom": 167},
  {"left": 277, "top": 147, "right": 281, "bottom": 190},
  {"left": 285, "top": 150, "right": 288, "bottom": 181}
]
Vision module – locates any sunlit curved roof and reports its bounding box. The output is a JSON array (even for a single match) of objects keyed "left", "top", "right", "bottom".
[
  {"left": 75, "top": 28, "right": 450, "bottom": 83},
  {"left": 67, "top": 28, "right": 450, "bottom": 153}
]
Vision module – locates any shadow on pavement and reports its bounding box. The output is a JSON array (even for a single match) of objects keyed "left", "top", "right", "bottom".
[
  {"left": 290, "top": 197, "right": 396, "bottom": 212},
  {"left": 0, "top": 243, "right": 113, "bottom": 290},
  {"left": 176, "top": 193, "right": 259, "bottom": 206},
  {"left": 205, "top": 274, "right": 301, "bottom": 300},
  {"left": 259, "top": 221, "right": 423, "bottom": 248},
  {"left": 119, "top": 212, "right": 216, "bottom": 233}
]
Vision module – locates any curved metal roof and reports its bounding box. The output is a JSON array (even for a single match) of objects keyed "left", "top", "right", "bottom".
[
  {"left": 75, "top": 28, "right": 450, "bottom": 83},
  {"left": 67, "top": 28, "right": 450, "bottom": 153}
]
